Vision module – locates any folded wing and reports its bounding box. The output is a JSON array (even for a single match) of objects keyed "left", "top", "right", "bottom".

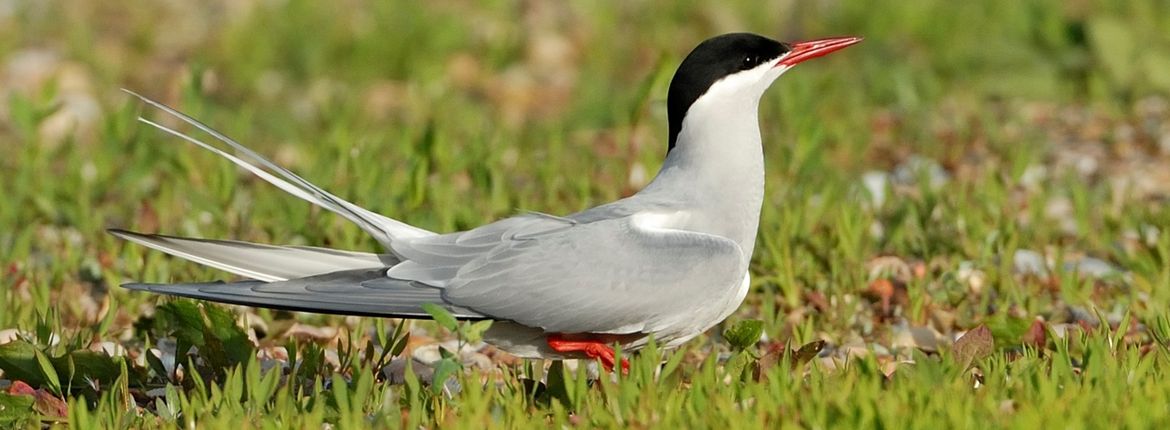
[{"left": 390, "top": 212, "right": 747, "bottom": 334}]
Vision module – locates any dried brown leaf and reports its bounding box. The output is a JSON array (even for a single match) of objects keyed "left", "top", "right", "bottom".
[
  {"left": 755, "top": 340, "right": 825, "bottom": 382},
  {"left": 953, "top": 325, "right": 994, "bottom": 368},
  {"left": 754, "top": 342, "right": 786, "bottom": 381},
  {"left": 1022, "top": 319, "right": 1048, "bottom": 349},
  {"left": 31, "top": 389, "right": 67, "bottom": 418},
  {"left": 6, "top": 380, "right": 35, "bottom": 396},
  {"left": 6, "top": 380, "right": 67, "bottom": 419},
  {"left": 790, "top": 340, "right": 826, "bottom": 366}
]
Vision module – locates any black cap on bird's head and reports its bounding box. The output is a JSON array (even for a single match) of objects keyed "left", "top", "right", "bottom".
[{"left": 666, "top": 33, "right": 862, "bottom": 151}]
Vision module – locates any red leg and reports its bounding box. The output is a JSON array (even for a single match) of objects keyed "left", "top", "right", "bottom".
[{"left": 547, "top": 334, "right": 630, "bottom": 374}]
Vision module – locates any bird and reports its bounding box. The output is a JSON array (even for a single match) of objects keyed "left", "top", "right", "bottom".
[{"left": 113, "top": 33, "right": 861, "bottom": 372}]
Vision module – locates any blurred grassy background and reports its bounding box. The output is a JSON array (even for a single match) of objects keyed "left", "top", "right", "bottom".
[
  {"left": 4, "top": 0, "right": 1170, "bottom": 343},
  {"left": 2, "top": 1, "right": 1170, "bottom": 427},
  {"left": 3, "top": 0, "right": 1170, "bottom": 345}
]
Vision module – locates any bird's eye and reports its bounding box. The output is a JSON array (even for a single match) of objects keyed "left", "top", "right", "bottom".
[{"left": 741, "top": 55, "right": 760, "bottom": 70}]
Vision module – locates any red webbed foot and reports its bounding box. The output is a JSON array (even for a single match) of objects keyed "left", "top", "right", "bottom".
[{"left": 547, "top": 334, "right": 630, "bottom": 374}]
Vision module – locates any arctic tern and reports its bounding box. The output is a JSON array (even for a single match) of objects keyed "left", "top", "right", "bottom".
[{"left": 114, "top": 33, "right": 861, "bottom": 372}]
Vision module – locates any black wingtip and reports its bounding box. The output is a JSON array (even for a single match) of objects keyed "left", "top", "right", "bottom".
[
  {"left": 120, "top": 282, "right": 154, "bottom": 292},
  {"left": 120, "top": 280, "right": 231, "bottom": 294}
]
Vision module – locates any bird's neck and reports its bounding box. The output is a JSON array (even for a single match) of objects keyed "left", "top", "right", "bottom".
[{"left": 640, "top": 97, "right": 766, "bottom": 258}]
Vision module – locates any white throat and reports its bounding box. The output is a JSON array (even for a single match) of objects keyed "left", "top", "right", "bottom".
[{"left": 636, "top": 64, "right": 788, "bottom": 258}]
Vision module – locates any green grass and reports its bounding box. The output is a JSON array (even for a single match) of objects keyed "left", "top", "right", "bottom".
[{"left": 3, "top": 0, "right": 1170, "bottom": 428}]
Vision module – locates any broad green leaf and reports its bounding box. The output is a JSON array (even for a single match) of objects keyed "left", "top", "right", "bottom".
[
  {"left": 390, "top": 329, "right": 410, "bottom": 357},
  {"left": 153, "top": 300, "right": 254, "bottom": 374},
  {"left": 144, "top": 345, "right": 171, "bottom": 381},
  {"left": 200, "top": 302, "right": 254, "bottom": 367},
  {"left": 723, "top": 320, "right": 764, "bottom": 351},
  {"left": 0, "top": 393, "right": 36, "bottom": 425},
  {"left": 52, "top": 351, "right": 123, "bottom": 386},
  {"left": 544, "top": 360, "right": 571, "bottom": 408},
  {"left": 0, "top": 341, "right": 44, "bottom": 386},
  {"left": 330, "top": 373, "right": 351, "bottom": 416},
  {"left": 724, "top": 351, "right": 755, "bottom": 381},
  {"left": 373, "top": 319, "right": 389, "bottom": 350},
  {"left": 421, "top": 303, "right": 459, "bottom": 331},
  {"left": 403, "top": 362, "right": 421, "bottom": 400},
  {"left": 660, "top": 349, "right": 687, "bottom": 381},
  {"left": 430, "top": 358, "right": 461, "bottom": 395},
  {"left": 153, "top": 301, "right": 207, "bottom": 346},
  {"left": 460, "top": 320, "right": 493, "bottom": 344}
]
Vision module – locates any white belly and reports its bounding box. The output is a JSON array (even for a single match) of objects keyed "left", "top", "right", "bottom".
[{"left": 485, "top": 272, "right": 753, "bottom": 358}]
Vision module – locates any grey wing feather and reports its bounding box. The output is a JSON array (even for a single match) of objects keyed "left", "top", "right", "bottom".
[
  {"left": 110, "top": 229, "right": 396, "bottom": 282},
  {"left": 390, "top": 213, "right": 746, "bottom": 334},
  {"left": 123, "top": 268, "right": 485, "bottom": 319}
]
